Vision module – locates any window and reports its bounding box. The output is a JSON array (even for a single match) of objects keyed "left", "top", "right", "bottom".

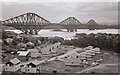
[
  {"left": 72, "top": 62, "right": 73, "bottom": 64},
  {"left": 76, "top": 56, "right": 78, "bottom": 58},
  {"left": 49, "top": 49, "right": 51, "bottom": 51},
  {"left": 28, "top": 69, "right": 29, "bottom": 71}
]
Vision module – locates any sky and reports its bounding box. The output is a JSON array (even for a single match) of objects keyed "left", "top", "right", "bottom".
[{"left": 1, "top": 0, "right": 119, "bottom": 25}]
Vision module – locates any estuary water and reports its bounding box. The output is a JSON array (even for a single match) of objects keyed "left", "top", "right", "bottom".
[{"left": 5, "top": 29, "right": 119, "bottom": 40}]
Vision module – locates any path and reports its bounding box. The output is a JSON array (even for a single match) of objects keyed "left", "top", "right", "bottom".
[{"left": 76, "top": 63, "right": 118, "bottom": 73}]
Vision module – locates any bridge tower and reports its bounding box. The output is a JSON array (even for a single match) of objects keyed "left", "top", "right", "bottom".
[
  {"left": 86, "top": 19, "right": 98, "bottom": 30},
  {"left": 2, "top": 12, "right": 52, "bottom": 35},
  {"left": 59, "top": 17, "right": 82, "bottom": 32}
]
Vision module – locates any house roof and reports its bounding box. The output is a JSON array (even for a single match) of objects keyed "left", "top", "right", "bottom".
[
  {"left": 10, "top": 58, "right": 20, "bottom": 65},
  {"left": 65, "top": 58, "right": 81, "bottom": 63},
  {"left": 85, "top": 46, "right": 93, "bottom": 50},
  {"left": 28, "top": 49, "right": 38, "bottom": 53},
  {"left": 94, "top": 47, "right": 100, "bottom": 51},
  {"left": 29, "top": 60, "right": 41, "bottom": 66},
  {"left": 26, "top": 42, "right": 34, "bottom": 46},
  {"left": 17, "top": 51, "right": 29, "bottom": 56}
]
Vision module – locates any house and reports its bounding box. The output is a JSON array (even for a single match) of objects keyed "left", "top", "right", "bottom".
[
  {"left": 52, "top": 42, "right": 61, "bottom": 49},
  {"left": 79, "top": 52, "right": 86, "bottom": 60},
  {"left": 26, "top": 60, "right": 41, "bottom": 73},
  {"left": 5, "top": 38, "right": 13, "bottom": 43},
  {"left": 65, "top": 58, "right": 82, "bottom": 66},
  {"left": 64, "top": 52, "right": 83, "bottom": 66},
  {"left": 17, "top": 42, "right": 27, "bottom": 48},
  {"left": 84, "top": 46, "right": 93, "bottom": 51},
  {"left": 94, "top": 47, "right": 100, "bottom": 54},
  {"left": 85, "top": 50, "right": 92, "bottom": 60},
  {"left": 26, "top": 42, "right": 34, "bottom": 46},
  {"left": 41, "top": 44, "right": 52, "bottom": 55},
  {"left": 67, "top": 52, "right": 80, "bottom": 59},
  {"left": 4, "top": 58, "right": 21, "bottom": 72},
  {"left": 17, "top": 51, "right": 30, "bottom": 61},
  {"left": 91, "top": 49, "right": 96, "bottom": 56},
  {"left": 28, "top": 49, "right": 39, "bottom": 58},
  {"left": 50, "top": 42, "right": 61, "bottom": 53}
]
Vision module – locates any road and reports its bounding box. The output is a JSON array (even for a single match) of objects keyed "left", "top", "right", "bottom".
[
  {"left": 0, "top": 47, "right": 82, "bottom": 73},
  {"left": 47, "top": 48, "right": 82, "bottom": 61}
]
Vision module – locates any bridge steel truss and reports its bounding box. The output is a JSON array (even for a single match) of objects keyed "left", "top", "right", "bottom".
[
  {"left": 59, "top": 17, "right": 82, "bottom": 32},
  {"left": 2, "top": 12, "right": 52, "bottom": 34}
]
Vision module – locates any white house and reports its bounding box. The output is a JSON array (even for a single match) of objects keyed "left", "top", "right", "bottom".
[
  {"left": 64, "top": 52, "right": 83, "bottom": 66},
  {"left": 52, "top": 42, "right": 61, "bottom": 49},
  {"left": 5, "top": 38, "right": 13, "bottom": 43},
  {"left": 65, "top": 58, "right": 82, "bottom": 66},
  {"left": 85, "top": 50, "right": 92, "bottom": 60},
  {"left": 4, "top": 58, "right": 21, "bottom": 72},
  {"left": 67, "top": 52, "right": 80, "bottom": 59},
  {"left": 17, "top": 51, "right": 30, "bottom": 61},
  {"left": 90, "top": 49, "right": 96, "bottom": 56},
  {"left": 94, "top": 47, "right": 101, "bottom": 54},
  {"left": 84, "top": 46, "right": 93, "bottom": 51},
  {"left": 79, "top": 52, "right": 86, "bottom": 60},
  {"left": 50, "top": 42, "right": 61, "bottom": 53},
  {"left": 41, "top": 42, "right": 61, "bottom": 55},
  {"left": 28, "top": 49, "right": 39, "bottom": 58},
  {"left": 26, "top": 60, "right": 41, "bottom": 73},
  {"left": 41, "top": 44, "right": 52, "bottom": 55}
]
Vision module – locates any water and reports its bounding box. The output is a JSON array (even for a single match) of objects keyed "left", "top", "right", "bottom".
[{"left": 5, "top": 29, "right": 119, "bottom": 40}]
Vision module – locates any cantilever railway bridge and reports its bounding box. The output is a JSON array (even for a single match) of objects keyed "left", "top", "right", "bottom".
[{"left": 2, "top": 12, "right": 97, "bottom": 34}]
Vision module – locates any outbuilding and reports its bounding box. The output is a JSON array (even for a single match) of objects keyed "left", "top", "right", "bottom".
[
  {"left": 65, "top": 58, "right": 82, "bottom": 66},
  {"left": 94, "top": 47, "right": 100, "bottom": 54},
  {"left": 28, "top": 49, "right": 39, "bottom": 58},
  {"left": 26, "top": 60, "right": 41, "bottom": 73},
  {"left": 84, "top": 46, "right": 93, "bottom": 51},
  {"left": 4, "top": 58, "right": 21, "bottom": 72},
  {"left": 17, "top": 51, "right": 30, "bottom": 61}
]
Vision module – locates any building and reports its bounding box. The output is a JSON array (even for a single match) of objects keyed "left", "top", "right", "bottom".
[
  {"left": 67, "top": 52, "right": 80, "bottom": 59},
  {"left": 65, "top": 58, "right": 82, "bottom": 66},
  {"left": 26, "top": 60, "right": 41, "bottom": 73},
  {"left": 64, "top": 52, "right": 83, "bottom": 66},
  {"left": 41, "top": 42, "right": 61, "bottom": 55},
  {"left": 94, "top": 47, "right": 100, "bottom": 54},
  {"left": 84, "top": 46, "right": 93, "bottom": 51},
  {"left": 4, "top": 58, "right": 21, "bottom": 72},
  {"left": 79, "top": 52, "right": 86, "bottom": 60},
  {"left": 28, "top": 49, "right": 39, "bottom": 58},
  {"left": 85, "top": 50, "right": 92, "bottom": 60},
  {"left": 17, "top": 51, "right": 30, "bottom": 61},
  {"left": 91, "top": 49, "right": 96, "bottom": 56},
  {"left": 52, "top": 42, "right": 61, "bottom": 49},
  {"left": 41, "top": 44, "right": 52, "bottom": 55}
]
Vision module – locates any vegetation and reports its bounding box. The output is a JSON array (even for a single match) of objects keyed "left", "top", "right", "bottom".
[
  {"left": 2, "top": 30, "right": 120, "bottom": 54},
  {"left": 62, "top": 33, "right": 120, "bottom": 54}
]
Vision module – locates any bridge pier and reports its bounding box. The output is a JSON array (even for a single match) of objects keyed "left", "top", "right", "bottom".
[
  {"left": 21, "top": 29, "right": 40, "bottom": 35},
  {"left": 67, "top": 29, "right": 77, "bottom": 32}
]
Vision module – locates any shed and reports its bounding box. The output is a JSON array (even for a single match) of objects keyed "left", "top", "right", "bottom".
[
  {"left": 28, "top": 49, "right": 39, "bottom": 58},
  {"left": 26, "top": 60, "right": 41, "bottom": 73},
  {"left": 65, "top": 58, "right": 82, "bottom": 66},
  {"left": 17, "top": 51, "right": 30, "bottom": 61},
  {"left": 4, "top": 58, "right": 21, "bottom": 72}
]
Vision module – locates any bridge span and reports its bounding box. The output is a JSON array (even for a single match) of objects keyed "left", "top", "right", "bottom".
[{"left": 2, "top": 12, "right": 98, "bottom": 34}]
